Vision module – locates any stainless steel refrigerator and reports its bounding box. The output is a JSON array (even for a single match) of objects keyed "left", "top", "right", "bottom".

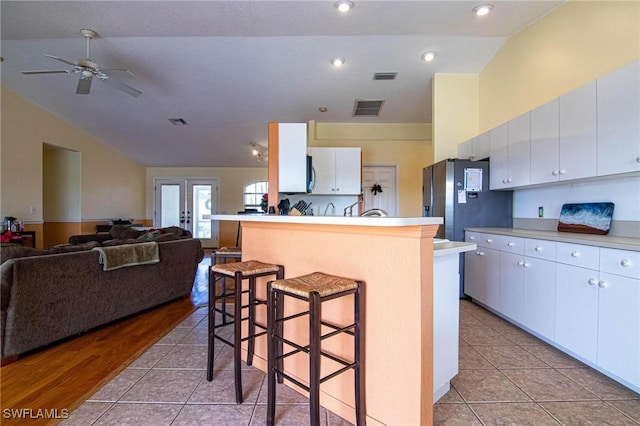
[{"left": 423, "top": 158, "right": 513, "bottom": 297}]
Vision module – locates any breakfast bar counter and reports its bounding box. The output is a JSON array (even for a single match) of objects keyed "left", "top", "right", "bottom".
[{"left": 211, "top": 214, "right": 442, "bottom": 426}]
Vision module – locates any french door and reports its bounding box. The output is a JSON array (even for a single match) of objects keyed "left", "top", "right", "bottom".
[{"left": 154, "top": 178, "right": 219, "bottom": 247}]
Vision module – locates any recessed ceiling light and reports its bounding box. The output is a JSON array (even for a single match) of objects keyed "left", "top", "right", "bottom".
[
  {"left": 473, "top": 4, "right": 493, "bottom": 16},
  {"left": 331, "top": 57, "right": 345, "bottom": 67},
  {"left": 335, "top": 1, "right": 354, "bottom": 13},
  {"left": 318, "top": 107, "right": 328, "bottom": 112},
  {"left": 421, "top": 51, "right": 437, "bottom": 62}
]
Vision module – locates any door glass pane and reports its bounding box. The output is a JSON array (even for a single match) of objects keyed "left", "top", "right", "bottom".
[
  {"left": 160, "top": 184, "right": 181, "bottom": 227},
  {"left": 192, "top": 184, "right": 212, "bottom": 239}
]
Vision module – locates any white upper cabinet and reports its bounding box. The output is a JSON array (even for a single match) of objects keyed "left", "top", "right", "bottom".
[
  {"left": 489, "top": 113, "right": 530, "bottom": 190},
  {"left": 507, "top": 112, "right": 531, "bottom": 187},
  {"left": 458, "top": 131, "right": 490, "bottom": 161},
  {"left": 559, "top": 81, "right": 598, "bottom": 181},
  {"left": 489, "top": 123, "right": 509, "bottom": 189},
  {"left": 530, "top": 99, "right": 560, "bottom": 185},
  {"left": 309, "top": 147, "right": 361, "bottom": 195},
  {"left": 597, "top": 60, "right": 640, "bottom": 176},
  {"left": 278, "top": 123, "right": 308, "bottom": 193}
]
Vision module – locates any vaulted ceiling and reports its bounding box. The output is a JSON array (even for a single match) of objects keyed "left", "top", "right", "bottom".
[{"left": 1, "top": 1, "right": 563, "bottom": 167}]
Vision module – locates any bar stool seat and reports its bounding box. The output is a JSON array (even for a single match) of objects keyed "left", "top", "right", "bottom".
[
  {"left": 267, "top": 272, "right": 365, "bottom": 426},
  {"left": 207, "top": 259, "right": 284, "bottom": 404}
]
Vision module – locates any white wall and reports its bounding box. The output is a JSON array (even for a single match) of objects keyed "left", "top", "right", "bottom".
[{"left": 513, "top": 174, "right": 640, "bottom": 221}]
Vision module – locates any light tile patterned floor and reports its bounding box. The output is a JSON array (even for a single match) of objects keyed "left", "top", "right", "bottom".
[
  {"left": 62, "top": 300, "right": 640, "bottom": 425},
  {"left": 435, "top": 300, "right": 640, "bottom": 425}
]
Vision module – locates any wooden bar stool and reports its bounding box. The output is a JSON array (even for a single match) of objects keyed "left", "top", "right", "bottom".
[
  {"left": 266, "top": 272, "right": 365, "bottom": 426},
  {"left": 207, "top": 259, "right": 284, "bottom": 404},
  {"left": 210, "top": 247, "right": 242, "bottom": 325}
]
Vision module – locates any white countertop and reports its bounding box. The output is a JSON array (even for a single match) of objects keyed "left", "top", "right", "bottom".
[
  {"left": 466, "top": 227, "right": 640, "bottom": 252},
  {"left": 211, "top": 214, "right": 443, "bottom": 227},
  {"left": 433, "top": 241, "right": 477, "bottom": 257}
]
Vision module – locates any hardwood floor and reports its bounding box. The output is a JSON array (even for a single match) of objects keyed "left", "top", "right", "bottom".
[{"left": 0, "top": 254, "right": 211, "bottom": 426}]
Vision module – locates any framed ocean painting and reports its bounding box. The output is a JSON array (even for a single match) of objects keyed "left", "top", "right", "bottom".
[{"left": 557, "top": 202, "right": 615, "bottom": 235}]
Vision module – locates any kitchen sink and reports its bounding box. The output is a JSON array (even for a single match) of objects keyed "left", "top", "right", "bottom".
[{"left": 360, "top": 208, "right": 388, "bottom": 217}]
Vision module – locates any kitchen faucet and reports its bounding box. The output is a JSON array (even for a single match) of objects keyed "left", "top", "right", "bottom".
[
  {"left": 323, "top": 202, "right": 335, "bottom": 216},
  {"left": 343, "top": 201, "right": 359, "bottom": 217}
]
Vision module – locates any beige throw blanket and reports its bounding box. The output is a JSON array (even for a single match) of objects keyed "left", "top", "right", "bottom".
[{"left": 92, "top": 242, "right": 160, "bottom": 271}]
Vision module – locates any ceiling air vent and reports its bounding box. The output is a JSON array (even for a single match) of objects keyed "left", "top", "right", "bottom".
[
  {"left": 373, "top": 72, "right": 397, "bottom": 81},
  {"left": 353, "top": 99, "right": 384, "bottom": 117},
  {"left": 168, "top": 118, "right": 188, "bottom": 125}
]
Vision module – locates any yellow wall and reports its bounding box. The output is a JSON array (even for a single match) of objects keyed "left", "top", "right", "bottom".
[
  {"left": 309, "top": 122, "right": 433, "bottom": 217},
  {"left": 480, "top": 0, "right": 640, "bottom": 131},
  {"left": 432, "top": 73, "right": 479, "bottom": 162},
  {"left": 1, "top": 86, "right": 147, "bottom": 229},
  {"left": 42, "top": 145, "right": 81, "bottom": 221}
]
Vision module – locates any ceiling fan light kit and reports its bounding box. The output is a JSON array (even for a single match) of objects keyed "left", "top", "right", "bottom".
[{"left": 21, "top": 28, "right": 142, "bottom": 97}]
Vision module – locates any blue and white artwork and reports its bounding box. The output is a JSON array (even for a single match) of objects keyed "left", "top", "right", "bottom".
[{"left": 558, "top": 202, "right": 614, "bottom": 235}]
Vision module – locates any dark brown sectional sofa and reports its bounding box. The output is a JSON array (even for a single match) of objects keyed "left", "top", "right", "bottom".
[{"left": 0, "top": 227, "right": 203, "bottom": 361}]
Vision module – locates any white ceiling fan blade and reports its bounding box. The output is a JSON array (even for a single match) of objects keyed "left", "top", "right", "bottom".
[
  {"left": 22, "top": 70, "right": 69, "bottom": 75},
  {"left": 76, "top": 76, "right": 92, "bottom": 95},
  {"left": 101, "top": 68, "right": 136, "bottom": 78},
  {"left": 101, "top": 76, "right": 142, "bottom": 97},
  {"left": 44, "top": 54, "right": 77, "bottom": 67}
]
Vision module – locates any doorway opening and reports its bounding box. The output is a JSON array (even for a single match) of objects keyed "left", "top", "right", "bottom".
[
  {"left": 362, "top": 165, "right": 398, "bottom": 217},
  {"left": 154, "top": 178, "right": 219, "bottom": 247}
]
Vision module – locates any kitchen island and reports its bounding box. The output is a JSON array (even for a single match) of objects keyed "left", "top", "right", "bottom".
[{"left": 211, "top": 214, "right": 442, "bottom": 425}]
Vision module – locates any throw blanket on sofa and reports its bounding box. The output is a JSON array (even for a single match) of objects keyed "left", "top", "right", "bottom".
[{"left": 92, "top": 242, "right": 160, "bottom": 271}]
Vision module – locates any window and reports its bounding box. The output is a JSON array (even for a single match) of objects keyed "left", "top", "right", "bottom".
[{"left": 243, "top": 181, "right": 268, "bottom": 212}]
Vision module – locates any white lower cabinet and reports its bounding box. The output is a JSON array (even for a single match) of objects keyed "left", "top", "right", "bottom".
[
  {"left": 523, "top": 257, "right": 556, "bottom": 340},
  {"left": 555, "top": 263, "right": 599, "bottom": 364},
  {"left": 597, "top": 272, "right": 640, "bottom": 387},
  {"left": 465, "top": 231, "right": 639, "bottom": 392},
  {"left": 498, "top": 252, "right": 525, "bottom": 323}
]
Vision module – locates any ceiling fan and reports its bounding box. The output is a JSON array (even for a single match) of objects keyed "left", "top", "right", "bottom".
[{"left": 21, "top": 29, "right": 142, "bottom": 97}]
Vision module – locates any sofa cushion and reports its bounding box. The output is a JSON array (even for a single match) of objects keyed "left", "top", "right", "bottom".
[
  {"left": 0, "top": 243, "right": 51, "bottom": 265},
  {"left": 109, "top": 225, "right": 143, "bottom": 240},
  {"left": 49, "top": 241, "right": 101, "bottom": 254},
  {"left": 102, "top": 238, "right": 144, "bottom": 247},
  {"left": 159, "top": 226, "right": 192, "bottom": 238}
]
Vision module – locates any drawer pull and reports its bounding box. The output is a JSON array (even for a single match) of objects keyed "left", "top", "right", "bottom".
[
  {"left": 570, "top": 250, "right": 580, "bottom": 258},
  {"left": 621, "top": 259, "right": 631, "bottom": 267},
  {"left": 598, "top": 280, "right": 608, "bottom": 289},
  {"left": 523, "top": 262, "right": 530, "bottom": 268},
  {"left": 552, "top": 170, "right": 559, "bottom": 176},
  {"left": 476, "top": 251, "right": 485, "bottom": 256},
  {"left": 486, "top": 239, "right": 493, "bottom": 243},
  {"left": 534, "top": 246, "right": 543, "bottom": 252},
  {"left": 517, "top": 261, "right": 525, "bottom": 266},
  {"left": 507, "top": 242, "right": 515, "bottom": 247},
  {"left": 469, "top": 236, "right": 475, "bottom": 240},
  {"left": 588, "top": 278, "right": 597, "bottom": 286}
]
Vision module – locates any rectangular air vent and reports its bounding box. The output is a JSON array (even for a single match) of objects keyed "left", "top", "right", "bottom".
[
  {"left": 168, "top": 118, "right": 188, "bottom": 125},
  {"left": 353, "top": 99, "right": 384, "bottom": 117},
  {"left": 373, "top": 72, "right": 397, "bottom": 81}
]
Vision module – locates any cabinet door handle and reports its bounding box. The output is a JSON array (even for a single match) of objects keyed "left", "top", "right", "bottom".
[
  {"left": 552, "top": 170, "right": 559, "bottom": 176},
  {"left": 470, "top": 154, "right": 476, "bottom": 159},
  {"left": 517, "top": 260, "right": 525, "bottom": 266},
  {"left": 336, "top": 188, "right": 340, "bottom": 192},
  {"left": 486, "top": 239, "right": 493, "bottom": 243},
  {"left": 507, "top": 178, "right": 512, "bottom": 183},
  {"left": 621, "top": 259, "right": 631, "bottom": 267},
  {"left": 478, "top": 251, "right": 485, "bottom": 256},
  {"left": 507, "top": 242, "right": 515, "bottom": 247},
  {"left": 559, "top": 169, "right": 566, "bottom": 175},
  {"left": 570, "top": 250, "right": 580, "bottom": 258},
  {"left": 588, "top": 278, "right": 597, "bottom": 286},
  {"left": 636, "top": 156, "right": 640, "bottom": 163},
  {"left": 469, "top": 236, "right": 476, "bottom": 240},
  {"left": 502, "top": 178, "right": 507, "bottom": 184},
  {"left": 534, "top": 246, "right": 543, "bottom": 252},
  {"left": 598, "top": 280, "right": 608, "bottom": 289},
  {"left": 523, "top": 262, "right": 530, "bottom": 267}
]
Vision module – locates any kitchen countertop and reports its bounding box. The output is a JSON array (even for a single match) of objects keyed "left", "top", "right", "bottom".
[
  {"left": 211, "top": 214, "right": 443, "bottom": 227},
  {"left": 466, "top": 227, "right": 640, "bottom": 252},
  {"left": 433, "top": 240, "right": 477, "bottom": 257}
]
